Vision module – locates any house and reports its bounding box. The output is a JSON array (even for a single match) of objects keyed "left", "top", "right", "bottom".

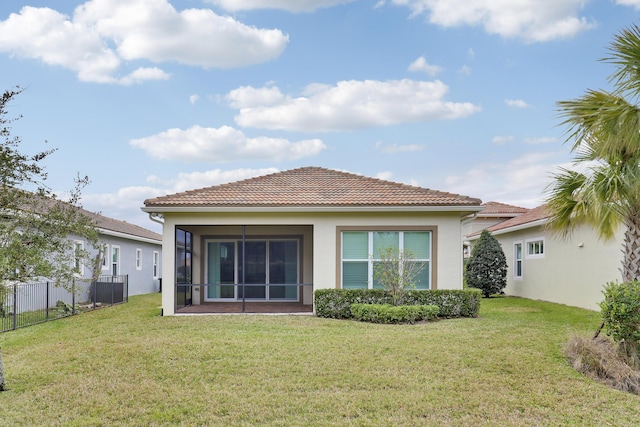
[
  {"left": 462, "top": 201, "right": 528, "bottom": 257},
  {"left": 466, "top": 205, "right": 622, "bottom": 310},
  {"left": 81, "top": 211, "right": 163, "bottom": 296},
  {"left": 141, "top": 167, "right": 483, "bottom": 315}
]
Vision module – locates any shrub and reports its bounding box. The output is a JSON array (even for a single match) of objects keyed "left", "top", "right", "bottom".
[
  {"left": 314, "top": 289, "right": 481, "bottom": 319},
  {"left": 351, "top": 303, "right": 439, "bottom": 324},
  {"left": 465, "top": 230, "right": 507, "bottom": 297},
  {"left": 599, "top": 281, "right": 640, "bottom": 368}
]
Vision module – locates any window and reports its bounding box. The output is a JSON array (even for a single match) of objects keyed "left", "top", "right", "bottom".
[
  {"left": 111, "top": 245, "right": 120, "bottom": 275},
  {"left": 136, "top": 248, "right": 142, "bottom": 270},
  {"left": 153, "top": 251, "right": 159, "bottom": 279},
  {"left": 101, "top": 244, "right": 109, "bottom": 271},
  {"left": 526, "top": 238, "right": 545, "bottom": 258},
  {"left": 341, "top": 230, "right": 431, "bottom": 290},
  {"left": 205, "top": 239, "right": 300, "bottom": 301},
  {"left": 73, "top": 241, "right": 84, "bottom": 276},
  {"left": 514, "top": 242, "right": 523, "bottom": 279}
]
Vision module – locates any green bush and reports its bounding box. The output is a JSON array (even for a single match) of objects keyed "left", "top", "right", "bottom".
[
  {"left": 351, "top": 303, "right": 439, "bottom": 324},
  {"left": 465, "top": 230, "right": 507, "bottom": 297},
  {"left": 314, "top": 288, "right": 481, "bottom": 319},
  {"left": 600, "top": 281, "right": 640, "bottom": 367}
]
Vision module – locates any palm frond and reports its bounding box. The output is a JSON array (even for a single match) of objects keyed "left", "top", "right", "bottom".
[{"left": 604, "top": 23, "right": 640, "bottom": 99}]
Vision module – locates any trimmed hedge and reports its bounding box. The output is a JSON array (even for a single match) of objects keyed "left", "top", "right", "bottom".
[
  {"left": 314, "top": 288, "right": 481, "bottom": 319},
  {"left": 351, "top": 303, "right": 440, "bottom": 324}
]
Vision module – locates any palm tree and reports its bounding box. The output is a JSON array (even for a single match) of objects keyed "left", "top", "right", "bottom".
[{"left": 546, "top": 23, "right": 640, "bottom": 282}]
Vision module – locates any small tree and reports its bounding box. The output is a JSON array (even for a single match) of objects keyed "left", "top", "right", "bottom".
[
  {"left": 0, "top": 87, "right": 99, "bottom": 292},
  {"left": 465, "top": 230, "right": 507, "bottom": 297},
  {"left": 372, "top": 247, "right": 426, "bottom": 306}
]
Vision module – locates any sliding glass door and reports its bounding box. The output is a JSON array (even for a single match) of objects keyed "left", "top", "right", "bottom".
[{"left": 205, "top": 239, "right": 299, "bottom": 301}]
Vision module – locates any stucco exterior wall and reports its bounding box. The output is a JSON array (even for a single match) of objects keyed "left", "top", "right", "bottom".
[
  {"left": 492, "top": 224, "right": 623, "bottom": 311},
  {"left": 160, "top": 210, "right": 469, "bottom": 315}
]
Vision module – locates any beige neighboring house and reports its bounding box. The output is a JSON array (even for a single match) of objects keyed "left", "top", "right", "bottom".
[
  {"left": 467, "top": 205, "right": 623, "bottom": 311},
  {"left": 142, "top": 167, "right": 483, "bottom": 315},
  {"left": 462, "top": 201, "right": 528, "bottom": 258}
]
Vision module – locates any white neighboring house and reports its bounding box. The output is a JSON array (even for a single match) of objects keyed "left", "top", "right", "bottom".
[
  {"left": 78, "top": 211, "right": 163, "bottom": 297},
  {"left": 466, "top": 205, "right": 623, "bottom": 311}
]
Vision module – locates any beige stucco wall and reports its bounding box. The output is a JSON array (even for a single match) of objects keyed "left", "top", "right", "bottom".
[
  {"left": 160, "top": 210, "right": 470, "bottom": 315},
  {"left": 492, "top": 224, "right": 623, "bottom": 311}
]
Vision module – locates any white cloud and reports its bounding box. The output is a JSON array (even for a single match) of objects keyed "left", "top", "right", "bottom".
[
  {"left": 492, "top": 135, "right": 514, "bottom": 145},
  {"left": 616, "top": 0, "right": 640, "bottom": 9},
  {"left": 443, "top": 152, "right": 565, "bottom": 207},
  {"left": 458, "top": 65, "right": 472, "bottom": 75},
  {"left": 82, "top": 168, "right": 279, "bottom": 230},
  {"left": 0, "top": 0, "right": 288, "bottom": 84},
  {"left": 408, "top": 56, "right": 442, "bottom": 76},
  {"left": 375, "top": 141, "right": 425, "bottom": 154},
  {"left": 227, "top": 79, "right": 481, "bottom": 132},
  {"left": 189, "top": 94, "right": 200, "bottom": 105},
  {"left": 129, "top": 125, "right": 326, "bottom": 162},
  {"left": 375, "top": 171, "right": 395, "bottom": 181},
  {"left": 505, "top": 98, "right": 530, "bottom": 108},
  {"left": 391, "top": 0, "right": 596, "bottom": 42},
  {"left": 524, "top": 136, "right": 558, "bottom": 145},
  {"left": 208, "top": 0, "right": 355, "bottom": 12}
]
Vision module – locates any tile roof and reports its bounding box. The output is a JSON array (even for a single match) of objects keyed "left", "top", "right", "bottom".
[
  {"left": 143, "top": 167, "right": 482, "bottom": 209},
  {"left": 84, "top": 210, "right": 162, "bottom": 242},
  {"left": 468, "top": 204, "right": 550, "bottom": 237},
  {"left": 479, "top": 201, "right": 528, "bottom": 216}
]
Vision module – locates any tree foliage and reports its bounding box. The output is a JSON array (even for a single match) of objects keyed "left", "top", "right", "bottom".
[
  {"left": 372, "top": 247, "right": 425, "bottom": 306},
  {"left": 0, "top": 87, "right": 99, "bottom": 289},
  {"left": 599, "top": 281, "right": 640, "bottom": 369},
  {"left": 546, "top": 22, "right": 640, "bottom": 282},
  {"left": 465, "top": 230, "right": 507, "bottom": 297}
]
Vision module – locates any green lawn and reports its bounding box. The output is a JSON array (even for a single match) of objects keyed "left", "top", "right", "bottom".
[{"left": 0, "top": 293, "right": 638, "bottom": 426}]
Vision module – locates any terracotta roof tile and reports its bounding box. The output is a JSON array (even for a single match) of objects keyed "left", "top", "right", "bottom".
[
  {"left": 468, "top": 205, "right": 550, "bottom": 237},
  {"left": 479, "top": 201, "right": 528, "bottom": 216},
  {"left": 144, "top": 167, "right": 482, "bottom": 209}
]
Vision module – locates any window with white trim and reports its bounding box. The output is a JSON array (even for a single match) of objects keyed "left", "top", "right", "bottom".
[
  {"left": 341, "top": 230, "right": 431, "bottom": 290},
  {"left": 526, "top": 238, "right": 545, "bottom": 258},
  {"left": 136, "top": 248, "right": 142, "bottom": 270},
  {"left": 514, "top": 242, "right": 523, "bottom": 279},
  {"left": 153, "top": 251, "right": 159, "bottom": 279},
  {"left": 111, "top": 245, "right": 120, "bottom": 276},
  {"left": 73, "top": 240, "right": 84, "bottom": 276}
]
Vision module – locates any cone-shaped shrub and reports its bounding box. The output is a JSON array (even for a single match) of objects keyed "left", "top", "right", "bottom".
[{"left": 465, "top": 230, "right": 507, "bottom": 297}]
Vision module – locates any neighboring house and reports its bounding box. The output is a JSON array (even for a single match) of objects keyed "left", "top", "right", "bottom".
[
  {"left": 81, "top": 211, "right": 163, "bottom": 296},
  {"left": 466, "top": 205, "right": 623, "bottom": 310},
  {"left": 142, "top": 167, "right": 483, "bottom": 315},
  {"left": 462, "top": 201, "right": 528, "bottom": 257}
]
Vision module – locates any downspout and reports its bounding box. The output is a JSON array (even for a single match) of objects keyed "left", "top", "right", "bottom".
[{"left": 148, "top": 212, "right": 164, "bottom": 225}]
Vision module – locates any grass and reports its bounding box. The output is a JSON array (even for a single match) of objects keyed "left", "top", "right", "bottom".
[{"left": 0, "top": 294, "right": 639, "bottom": 426}]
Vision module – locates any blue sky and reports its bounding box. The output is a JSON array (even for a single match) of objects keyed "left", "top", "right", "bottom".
[{"left": 0, "top": 0, "right": 638, "bottom": 233}]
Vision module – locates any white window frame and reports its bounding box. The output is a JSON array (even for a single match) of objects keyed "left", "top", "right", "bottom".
[
  {"left": 111, "top": 245, "right": 120, "bottom": 276},
  {"left": 341, "top": 230, "right": 432, "bottom": 290},
  {"left": 513, "top": 241, "right": 523, "bottom": 280},
  {"left": 73, "top": 240, "right": 84, "bottom": 277},
  {"left": 153, "top": 250, "right": 160, "bottom": 279},
  {"left": 136, "top": 248, "right": 142, "bottom": 271},
  {"left": 525, "top": 237, "right": 545, "bottom": 259}
]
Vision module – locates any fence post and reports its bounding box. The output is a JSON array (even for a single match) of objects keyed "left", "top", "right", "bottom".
[
  {"left": 92, "top": 278, "right": 97, "bottom": 310},
  {"left": 46, "top": 282, "right": 50, "bottom": 320},
  {"left": 72, "top": 280, "right": 76, "bottom": 314},
  {"left": 12, "top": 284, "right": 17, "bottom": 331}
]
